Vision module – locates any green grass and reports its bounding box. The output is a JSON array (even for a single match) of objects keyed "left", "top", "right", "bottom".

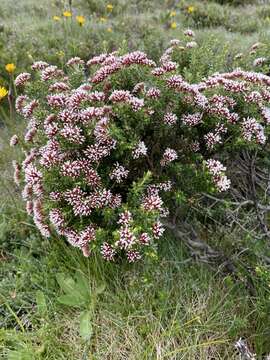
[
  {"left": 0, "top": 0, "right": 270, "bottom": 77},
  {"left": 1, "top": 235, "right": 269, "bottom": 359},
  {"left": 1, "top": 0, "right": 270, "bottom": 358}
]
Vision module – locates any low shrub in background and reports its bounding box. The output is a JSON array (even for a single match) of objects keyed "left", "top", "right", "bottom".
[
  {"left": 9, "top": 29, "right": 270, "bottom": 262},
  {"left": 212, "top": 0, "right": 254, "bottom": 5}
]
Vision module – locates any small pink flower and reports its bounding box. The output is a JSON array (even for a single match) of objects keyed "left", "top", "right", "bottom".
[
  {"left": 163, "top": 112, "right": 177, "bottom": 125},
  {"left": 109, "top": 163, "right": 129, "bottom": 183},
  {"left": 101, "top": 242, "right": 116, "bottom": 261},
  {"left": 10, "top": 135, "right": 19, "bottom": 147},
  {"left": 126, "top": 250, "right": 141, "bottom": 262},
  {"left": 152, "top": 221, "right": 165, "bottom": 239},
  {"left": 132, "top": 141, "right": 147, "bottom": 159},
  {"left": 15, "top": 73, "right": 31, "bottom": 87},
  {"left": 66, "top": 57, "right": 85, "bottom": 66},
  {"left": 184, "top": 29, "right": 195, "bottom": 37},
  {"left": 160, "top": 148, "right": 178, "bottom": 166}
]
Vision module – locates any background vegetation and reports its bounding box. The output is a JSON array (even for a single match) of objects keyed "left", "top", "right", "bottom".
[{"left": 1, "top": 0, "right": 270, "bottom": 358}]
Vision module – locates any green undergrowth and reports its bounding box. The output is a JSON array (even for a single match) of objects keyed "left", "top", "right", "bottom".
[{"left": 1, "top": 232, "right": 270, "bottom": 359}]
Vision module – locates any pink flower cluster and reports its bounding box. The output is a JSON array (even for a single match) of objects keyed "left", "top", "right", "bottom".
[
  {"left": 90, "top": 51, "right": 155, "bottom": 84},
  {"left": 206, "top": 159, "right": 231, "bottom": 192},
  {"left": 160, "top": 148, "right": 178, "bottom": 166},
  {"left": 15, "top": 73, "right": 31, "bottom": 87},
  {"left": 163, "top": 112, "right": 177, "bottom": 126},
  {"left": 109, "top": 208, "right": 161, "bottom": 262},
  {"left": 109, "top": 163, "right": 129, "bottom": 183},
  {"left": 182, "top": 112, "right": 202, "bottom": 126},
  {"left": 132, "top": 141, "right": 148, "bottom": 159},
  {"left": 242, "top": 117, "right": 266, "bottom": 144}
]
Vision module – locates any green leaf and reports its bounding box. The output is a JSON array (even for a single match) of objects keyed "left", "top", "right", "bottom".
[
  {"left": 95, "top": 283, "right": 106, "bottom": 296},
  {"left": 74, "top": 271, "right": 91, "bottom": 300},
  {"left": 57, "top": 294, "right": 86, "bottom": 307},
  {"left": 35, "top": 290, "right": 47, "bottom": 316},
  {"left": 79, "top": 310, "right": 92, "bottom": 340},
  {"left": 56, "top": 273, "right": 76, "bottom": 294}
]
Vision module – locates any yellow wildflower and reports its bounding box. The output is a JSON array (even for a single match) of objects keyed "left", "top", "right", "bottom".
[
  {"left": 63, "top": 10, "right": 72, "bottom": 17},
  {"left": 100, "top": 17, "right": 107, "bottom": 22},
  {"left": 5, "top": 63, "right": 16, "bottom": 74},
  {"left": 187, "top": 6, "right": 195, "bottom": 14},
  {"left": 107, "top": 27, "right": 112, "bottom": 32},
  {"left": 56, "top": 51, "right": 65, "bottom": 58},
  {"left": 76, "top": 15, "right": 85, "bottom": 26},
  {"left": 171, "top": 22, "right": 177, "bottom": 29},
  {"left": 53, "top": 15, "right": 61, "bottom": 21},
  {"left": 0, "top": 86, "right": 8, "bottom": 101},
  {"left": 170, "top": 11, "right": 176, "bottom": 17},
  {"left": 106, "top": 4, "right": 113, "bottom": 12}
]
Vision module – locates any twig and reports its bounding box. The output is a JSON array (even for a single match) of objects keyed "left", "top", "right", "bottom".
[{"left": 235, "top": 338, "right": 256, "bottom": 360}]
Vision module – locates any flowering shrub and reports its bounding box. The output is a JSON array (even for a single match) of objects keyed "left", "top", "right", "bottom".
[{"left": 11, "top": 30, "right": 270, "bottom": 261}]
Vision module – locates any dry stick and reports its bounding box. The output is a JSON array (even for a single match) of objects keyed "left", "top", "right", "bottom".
[
  {"left": 207, "top": 150, "right": 270, "bottom": 239},
  {"left": 165, "top": 219, "right": 259, "bottom": 296},
  {"left": 200, "top": 193, "right": 264, "bottom": 240},
  {"left": 235, "top": 338, "right": 256, "bottom": 360},
  {"left": 164, "top": 221, "right": 227, "bottom": 264},
  {"left": 202, "top": 193, "right": 270, "bottom": 212},
  {"left": 196, "top": 191, "right": 254, "bottom": 235},
  {"left": 249, "top": 151, "right": 270, "bottom": 237}
]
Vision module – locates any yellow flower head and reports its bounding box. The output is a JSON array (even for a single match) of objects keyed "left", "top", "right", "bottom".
[
  {"left": 100, "top": 17, "right": 107, "bottom": 23},
  {"left": 5, "top": 63, "right": 16, "bottom": 74},
  {"left": 53, "top": 15, "right": 61, "bottom": 21},
  {"left": 106, "top": 4, "right": 113, "bottom": 12},
  {"left": 170, "top": 11, "right": 176, "bottom": 17},
  {"left": 171, "top": 22, "right": 177, "bottom": 29},
  {"left": 107, "top": 27, "right": 112, "bottom": 32},
  {"left": 56, "top": 50, "right": 65, "bottom": 58},
  {"left": 0, "top": 86, "right": 8, "bottom": 100},
  {"left": 76, "top": 15, "right": 85, "bottom": 26},
  {"left": 187, "top": 5, "right": 195, "bottom": 14},
  {"left": 63, "top": 10, "right": 72, "bottom": 17}
]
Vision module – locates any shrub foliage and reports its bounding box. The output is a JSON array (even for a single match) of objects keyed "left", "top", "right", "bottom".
[{"left": 11, "top": 30, "right": 270, "bottom": 261}]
